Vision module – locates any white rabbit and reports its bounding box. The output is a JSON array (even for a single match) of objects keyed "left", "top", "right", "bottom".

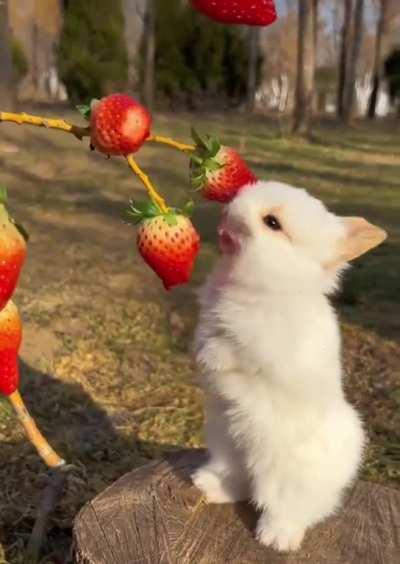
[{"left": 192, "top": 181, "right": 387, "bottom": 552}]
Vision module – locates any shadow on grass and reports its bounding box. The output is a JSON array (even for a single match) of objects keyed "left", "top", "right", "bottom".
[{"left": 2, "top": 359, "right": 183, "bottom": 562}]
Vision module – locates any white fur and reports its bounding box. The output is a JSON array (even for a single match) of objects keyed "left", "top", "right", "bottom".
[{"left": 192, "top": 181, "right": 365, "bottom": 552}]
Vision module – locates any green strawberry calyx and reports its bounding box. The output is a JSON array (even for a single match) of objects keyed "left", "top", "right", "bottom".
[
  {"left": 126, "top": 198, "right": 195, "bottom": 227},
  {"left": 190, "top": 127, "right": 224, "bottom": 191},
  {"left": 76, "top": 98, "right": 99, "bottom": 121},
  {"left": 76, "top": 104, "right": 91, "bottom": 121}
]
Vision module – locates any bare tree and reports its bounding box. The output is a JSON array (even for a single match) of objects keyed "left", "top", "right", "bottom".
[
  {"left": 337, "top": 0, "right": 354, "bottom": 117},
  {"left": 367, "top": 0, "right": 388, "bottom": 118},
  {"left": 246, "top": 27, "right": 260, "bottom": 112},
  {"left": 143, "top": 0, "right": 155, "bottom": 110},
  {"left": 342, "top": 0, "right": 365, "bottom": 123},
  {"left": 123, "top": 0, "right": 146, "bottom": 94},
  {"left": 0, "top": 0, "right": 15, "bottom": 110},
  {"left": 292, "top": 0, "right": 318, "bottom": 135}
]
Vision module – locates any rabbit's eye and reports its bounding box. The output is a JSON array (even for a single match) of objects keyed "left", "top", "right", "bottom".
[{"left": 263, "top": 214, "right": 282, "bottom": 231}]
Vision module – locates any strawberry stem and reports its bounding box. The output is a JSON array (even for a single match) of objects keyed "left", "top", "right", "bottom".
[
  {"left": 126, "top": 199, "right": 162, "bottom": 223},
  {"left": 125, "top": 155, "right": 169, "bottom": 213},
  {"left": 147, "top": 135, "right": 195, "bottom": 153},
  {"left": 76, "top": 104, "right": 92, "bottom": 121}
]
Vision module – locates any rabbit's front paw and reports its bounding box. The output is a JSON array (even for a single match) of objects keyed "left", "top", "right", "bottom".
[
  {"left": 256, "top": 516, "right": 305, "bottom": 552},
  {"left": 192, "top": 467, "right": 238, "bottom": 504}
]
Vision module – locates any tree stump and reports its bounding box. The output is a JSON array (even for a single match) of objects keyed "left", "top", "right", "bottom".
[{"left": 73, "top": 449, "right": 400, "bottom": 564}]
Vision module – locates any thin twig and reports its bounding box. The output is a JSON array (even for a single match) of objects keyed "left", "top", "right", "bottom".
[
  {"left": 9, "top": 390, "right": 65, "bottom": 468},
  {"left": 0, "top": 111, "right": 89, "bottom": 140},
  {"left": 125, "top": 155, "right": 169, "bottom": 213},
  {"left": 147, "top": 135, "right": 195, "bottom": 153},
  {"left": 25, "top": 465, "right": 73, "bottom": 563}
]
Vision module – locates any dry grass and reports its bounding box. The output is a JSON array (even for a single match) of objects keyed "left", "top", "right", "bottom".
[{"left": 0, "top": 108, "right": 399, "bottom": 562}]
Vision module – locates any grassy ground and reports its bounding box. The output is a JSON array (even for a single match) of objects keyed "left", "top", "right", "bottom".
[{"left": 0, "top": 108, "right": 399, "bottom": 562}]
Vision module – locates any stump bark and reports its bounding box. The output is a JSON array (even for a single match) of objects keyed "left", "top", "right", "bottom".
[{"left": 73, "top": 449, "right": 400, "bottom": 564}]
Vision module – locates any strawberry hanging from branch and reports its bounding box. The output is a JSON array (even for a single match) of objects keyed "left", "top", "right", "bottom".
[
  {"left": 190, "top": 129, "right": 258, "bottom": 203},
  {"left": 0, "top": 187, "right": 27, "bottom": 311},
  {"left": 0, "top": 300, "right": 22, "bottom": 396},
  {"left": 127, "top": 200, "right": 200, "bottom": 290},
  {"left": 88, "top": 94, "right": 152, "bottom": 156},
  {"left": 191, "top": 0, "right": 277, "bottom": 26}
]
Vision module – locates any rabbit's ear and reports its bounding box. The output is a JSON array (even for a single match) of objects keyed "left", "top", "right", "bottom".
[{"left": 333, "top": 217, "right": 387, "bottom": 265}]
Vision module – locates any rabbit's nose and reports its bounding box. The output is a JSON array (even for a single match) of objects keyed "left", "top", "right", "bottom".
[
  {"left": 218, "top": 226, "right": 239, "bottom": 255},
  {"left": 217, "top": 213, "right": 247, "bottom": 254},
  {"left": 219, "top": 211, "right": 250, "bottom": 238}
]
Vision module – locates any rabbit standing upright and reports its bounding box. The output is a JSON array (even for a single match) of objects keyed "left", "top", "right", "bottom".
[{"left": 192, "top": 181, "right": 387, "bottom": 552}]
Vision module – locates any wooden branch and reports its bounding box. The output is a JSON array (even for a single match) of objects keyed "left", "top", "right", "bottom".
[
  {"left": 147, "top": 135, "right": 195, "bottom": 153},
  {"left": 26, "top": 465, "right": 72, "bottom": 563},
  {"left": 73, "top": 449, "right": 400, "bottom": 563},
  {"left": 125, "top": 155, "right": 169, "bottom": 213},
  {"left": 9, "top": 390, "right": 65, "bottom": 468},
  {"left": 0, "top": 111, "right": 89, "bottom": 140}
]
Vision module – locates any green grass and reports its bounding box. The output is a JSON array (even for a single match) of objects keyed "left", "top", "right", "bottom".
[{"left": 0, "top": 109, "right": 399, "bottom": 562}]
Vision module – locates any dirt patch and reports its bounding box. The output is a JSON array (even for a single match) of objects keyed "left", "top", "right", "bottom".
[{"left": 21, "top": 323, "right": 61, "bottom": 369}]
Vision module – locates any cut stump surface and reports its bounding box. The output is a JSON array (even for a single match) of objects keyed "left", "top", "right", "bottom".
[{"left": 73, "top": 449, "right": 400, "bottom": 563}]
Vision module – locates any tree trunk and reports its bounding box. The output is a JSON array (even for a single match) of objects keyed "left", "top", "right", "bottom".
[
  {"left": 367, "top": 0, "right": 388, "bottom": 119},
  {"left": 0, "top": 0, "right": 15, "bottom": 110},
  {"left": 143, "top": 0, "right": 155, "bottom": 111},
  {"left": 342, "top": 0, "right": 365, "bottom": 124},
  {"left": 123, "top": 0, "right": 146, "bottom": 94},
  {"left": 73, "top": 449, "right": 400, "bottom": 564},
  {"left": 292, "top": 0, "right": 317, "bottom": 135},
  {"left": 246, "top": 28, "right": 260, "bottom": 113},
  {"left": 337, "top": 0, "right": 354, "bottom": 117}
]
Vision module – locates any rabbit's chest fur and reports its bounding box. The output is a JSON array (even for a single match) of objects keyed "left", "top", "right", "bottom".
[
  {"left": 194, "top": 277, "right": 354, "bottom": 451},
  {"left": 195, "top": 277, "right": 343, "bottom": 396}
]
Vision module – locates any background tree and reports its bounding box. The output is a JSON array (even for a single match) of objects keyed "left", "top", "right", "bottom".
[
  {"left": 246, "top": 27, "right": 260, "bottom": 112},
  {"left": 384, "top": 48, "right": 400, "bottom": 114},
  {"left": 292, "top": 0, "right": 318, "bottom": 135},
  {"left": 367, "top": 0, "right": 389, "bottom": 118},
  {"left": 146, "top": 0, "right": 250, "bottom": 110},
  {"left": 147, "top": 0, "right": 188, "bottom": 106},
  {"left": 0, "top": 0, "right": 15, "bottom": 110},
  {"left": 342, "top": 0, "right": 365, "bottom": 123},
  {"left": 143, "top": 0, "right": 155, "bottom": 110},
  {"left": 58, "top": 0, "right": 128, "bottom": 103},
  {"left": 11, "top": 39, "right": 28, "bottom": 86},
  {"left": 337, "top": 0, "right": 354, "bottom": 117},
  {"left": 123, "top": 0, "right": 146, "bottom": 94},
  {"left": 261, "top": 8, "right": 298, "bottom": 112}
]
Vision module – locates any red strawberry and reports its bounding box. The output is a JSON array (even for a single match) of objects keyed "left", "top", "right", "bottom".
[
  {"left": 127, "top": 201, "right": 200, "bottom": 290},
  {"left": 0, "top": 300, "right": 22, "bottom": 396},
  {"left": 190, "top": 130, "right": 257, "bottom": 203},
  {"left": 90, "top": 94, "right": 152, "bottom": 156},
  {"left": 0, "top": 190, "right": 27, "bottom": 311},
  {"left": 191, "top": 0, "right": 277, "bottom": 26}
]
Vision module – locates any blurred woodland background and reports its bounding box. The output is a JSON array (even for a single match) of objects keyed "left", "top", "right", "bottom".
[{"left": 1, "top": 0, "right": 400, "bottom": 127}]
